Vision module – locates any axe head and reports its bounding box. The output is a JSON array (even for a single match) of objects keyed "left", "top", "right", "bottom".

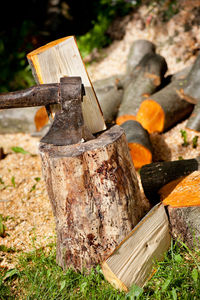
[{"left": 40, "top": 77, "right": 94, "bottom": 146}]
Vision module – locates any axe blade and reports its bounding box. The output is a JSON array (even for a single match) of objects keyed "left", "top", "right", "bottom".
[{"left": 40, "top": 77, "right": 93, "bottom": 146}]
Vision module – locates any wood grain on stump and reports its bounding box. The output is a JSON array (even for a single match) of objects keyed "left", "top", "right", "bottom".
[{"left": 39, "top": 125, "right": 143, "bottom": 271}]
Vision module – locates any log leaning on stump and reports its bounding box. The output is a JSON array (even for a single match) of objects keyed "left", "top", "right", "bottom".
[
  {"left": 120, "top": 120, "right": 153, "bottom": 169},
  {"left": 135, "top": 54, "right": 200, "bottom": 133},
  {"left": 39, "top": 125, "right": 143, "bottom": 271},
  {"left": 116, "top": 53, "right": 167, "bottom": 126}
]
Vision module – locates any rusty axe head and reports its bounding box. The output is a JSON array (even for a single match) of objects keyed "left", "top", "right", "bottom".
[{"left": 0, "top": 76, "right": 94, "bottom": 146}]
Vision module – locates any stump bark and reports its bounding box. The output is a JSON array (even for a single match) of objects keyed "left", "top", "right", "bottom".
[
  {"left": 168, "top": 206, "right": 200, "bottom": 248},
  {"left": 39, "top": 125, "right": 143, "bottom": 271}
]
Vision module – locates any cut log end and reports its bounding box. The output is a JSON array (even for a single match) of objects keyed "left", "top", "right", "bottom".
[
  {"left": 120, "top": 120, "right": 152, "bottom": 169},
  {"left": 27, "top": 36, "right": 72, "bottom": 58},
  {"left": 116, "top": 114, "right": 136, "bottom": 126},
  {"left": 129, "top": 143, "right": 152, "bottom": 169},
  {"left": 161, "top": 171, "right": 200, "bottom": 208},
  {"left": 34, "top": 107, "right": 49, "bottom": 131},
  {"left": 136, "top": 99, "right": 165, "bottom": 133},
  {"left": 101, "top": 262, "right": 128, "bottom": 292}
]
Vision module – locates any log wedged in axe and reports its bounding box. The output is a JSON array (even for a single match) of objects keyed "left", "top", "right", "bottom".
[{"left": 0, "top": 77, "right": 94, "bottom": 146}]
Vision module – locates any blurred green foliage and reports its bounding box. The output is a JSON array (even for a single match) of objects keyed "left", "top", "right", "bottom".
[
  {"left": 0, "top": 20, "right": 36, "bottom": 92},
  {"left": 0, "top": 0, "right": 179, "bottom": 93},
  {"left": 77, "top": 0, "right": 140, "bottom": 57}
]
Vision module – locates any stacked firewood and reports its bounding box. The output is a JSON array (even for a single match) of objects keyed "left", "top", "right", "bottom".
[{"left": 95, "top": 40, "right": 200, "bottom": 170}]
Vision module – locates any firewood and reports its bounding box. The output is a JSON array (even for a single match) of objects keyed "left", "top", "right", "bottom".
[
  {"left": 135, "top": 55, "right": 200, "bottom": 133},
  {"left": 160, "top": 171, "right": 200, "bottom": 248},
  {"left": 39, "top": 125, "right": 143, "bottom": 271},
  {"left": 121, "top": 120, "right": 152, "bottom": 169},
  {"left": 171, "top": 65, "right": 192, "bottom": 81},
  {"left": 93, "top": 75, "right": 124, "bottom": 124},
  {"left": 140, "top": 158, "right": 200, "bottom": 205},
  {"left": 116, "top": 53, "right": 167, "bottom": 125},
  {"left": 185, "top": 55, "right": 200, "bottom": 131},
  {"left": 102, "top": 203, "right": 171, "bottom": 291},
  {"left": 27, "top": 36, "right": 106, "bottom": 134},
  {"left": 126, "top": 40, "right": 156, "bottom": 74},
  {"left": 34, "top": 107, "right": 49, "bottom": 131},
  {"left": 186, "top": 101, "right": 200, "bottom": 132},
  {"left": 168, "top": 205, "right": 200, "bottom": 249}
]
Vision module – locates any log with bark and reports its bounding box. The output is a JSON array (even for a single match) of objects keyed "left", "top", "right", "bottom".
[
  {"left": 93, "top": 40, "right": 157, "bottom": 125},
  {"left": 185, "top": 55, "right": 200, "bottom": 131},
  {"left": 168, "top": 205, "right": 200, "bottom": 249},
  {"left": 39, "top": 125, "right": 143, "bottom": 271},
  {"left": 120, "top": 120, "right": 153, "bottom": 169},
  {"left": 135, "top": 55, "right": 200, "bottom": 133},
  {"left": 126, "top": 40, "right": 156, "bottom": 74},
  {"left": 93, "top": 75, "right": 124, "bottom": 124},
  {"left": 160, "top": 171, "right": 200, "bottom": 248},
  {"left": 140, "top": 158, "right": 200, "bottom": 205},
  {"left": 116, "top": 53, "right": 167, "bottom": 126}
]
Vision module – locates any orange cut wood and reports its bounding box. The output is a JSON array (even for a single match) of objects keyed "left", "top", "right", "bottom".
[
  {"left": 161, "top": 171, "right": 200, "bottom": 207},
  {"left": 136, "top": 99, "right": 165, "bottom": 133},
  {"left": 120, "top": 120, "right": 153, "bottom": 170},
  {"left": 34, "top": 107, "right": 49, "bottom": 131},
  {"left": 116, "top": 114, "right": 136, "bottom": 125},
  {"left": 129, "top": 143, "right": 152, "bottom": 169}
]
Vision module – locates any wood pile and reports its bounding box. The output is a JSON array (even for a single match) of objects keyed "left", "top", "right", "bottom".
[
  {"left": 2, "top": 37, "right": 200, "bottom": 292},
  {"left": 95, "top": 41, "right": 200, "bottom": 170},
  {"left": 90, "top": 41, "right": 200, "bottom": 290},
  {"left": 30, "top": 39, "right": 200, "bottom": 291}
]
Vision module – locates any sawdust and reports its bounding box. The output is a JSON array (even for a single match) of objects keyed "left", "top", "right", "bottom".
[{"left": 1, "top": 1, "right": 200, "bottom": 268}]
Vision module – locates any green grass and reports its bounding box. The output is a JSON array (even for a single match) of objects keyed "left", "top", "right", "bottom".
[{"left": 1, "top": 239, "right": 200, "bottom": 299}]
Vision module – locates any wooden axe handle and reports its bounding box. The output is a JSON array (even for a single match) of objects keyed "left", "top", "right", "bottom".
[{"left": 0, "top": 83, "right": 59, "bottom": 109}]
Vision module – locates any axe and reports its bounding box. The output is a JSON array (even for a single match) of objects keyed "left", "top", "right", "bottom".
[{"left": 0, "top": 77, "right": 94, "bottom": 145}]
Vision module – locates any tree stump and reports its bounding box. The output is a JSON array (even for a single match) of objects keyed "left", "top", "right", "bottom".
[{"left": 39, "top": 125, "right": 143, "bottom": 271}]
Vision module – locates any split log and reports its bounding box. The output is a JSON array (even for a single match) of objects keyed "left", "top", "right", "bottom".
[
  {"left": 135, "top": 55, "right": 200, "bottom": 133},
  {"left": 160, "top": 171, "right": 200, "bottom": 248},
  {"left": 27, "top": 36, "right": 106, "bottom": 134},
  {"left": 116, "top": 53, "right": 167, "bottom": 125},
  {"left": 121, "top": 120, "right": 152, "bottom": 169},
  {"left": 126, "top": 40, "right": 156, "bottom": 74},
  {"left": 39, "top": 125, "right": 143, "bottom": 271},
  {"left": 140, "top": 158, "right": 200, "bottom": 205},
  {"left": 102, "top": 203, "right": 171, "bottom": 291},
  {"left": 93, "top": 75, "right": 124, "bottom": 124}
]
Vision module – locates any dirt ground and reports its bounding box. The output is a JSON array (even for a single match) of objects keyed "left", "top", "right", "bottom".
[{"left": 1, "top": 0, "right": 200, "bottom": 268}]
